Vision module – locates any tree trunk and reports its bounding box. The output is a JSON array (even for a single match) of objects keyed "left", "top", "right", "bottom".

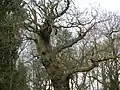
[
  {"left": 52, "top": 80, "right": 69, "bottom": 90},
  {"left": 42, "top": 57, "right": 70, "bottom": 90},
  {"left": 36, "top": 38, "right": 70, "bottom": 90},
  {"left": 51, "top": 73, "right": 69, "bottom": 90},
  {"left": 35, "top": 19, "right": 71, "bottom": 89}
]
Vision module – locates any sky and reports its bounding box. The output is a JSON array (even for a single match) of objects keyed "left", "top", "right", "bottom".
[{"left": 75, "top": 0, "right": 120, "bottom": 12}]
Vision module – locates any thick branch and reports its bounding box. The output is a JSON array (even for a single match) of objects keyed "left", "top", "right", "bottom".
[
  {"left": 72, "top": 63, "right": 95, "bottom": 73},
  {"left": 53, "top": 24, "right": 95, "bottom": 54},
  {"left": 55, "top": 0, "right": 70, "bottom": 19},
  {"left": 53, "top": 19, "right": 108, "bottom": 54},
  {"left": 54, "top": 33, "right": 87, "bottom": 53},
  {"left": 69, "top": 56, "right": 120, "bottom": 75}
]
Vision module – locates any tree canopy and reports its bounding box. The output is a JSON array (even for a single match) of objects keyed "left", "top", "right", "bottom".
[{"left": 0, "top": 0, "right": 120, "bottom": 90}]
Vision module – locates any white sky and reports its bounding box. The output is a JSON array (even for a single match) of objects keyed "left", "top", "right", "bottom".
[{"left": 75, "top": 0, "right": 120, "bottom": 12}]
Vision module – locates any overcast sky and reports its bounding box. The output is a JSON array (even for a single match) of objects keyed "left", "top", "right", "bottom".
[{"left": 75, "top": 0, "right": 120, "bottom": 12}]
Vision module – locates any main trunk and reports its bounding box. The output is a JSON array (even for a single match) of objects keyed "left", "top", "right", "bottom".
[
  {"left": 36, "top": 36, "right": 70, "bottom": 90},
  {"left": 42, "top": 56, "right": 70, "bottom": 90},
  {"left": 47, "top": 62, "right": 70, "bottom": 90},
  {"left": 35, "top": 20, "right": 70, "bottom": 89},
  {"left": 52, "top": 74, "right": 69, "bottom": 90}
]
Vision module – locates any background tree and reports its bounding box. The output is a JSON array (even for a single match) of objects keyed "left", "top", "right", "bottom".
[
  {"left": 87, "top": 12, "right": 120, "bottom": 90},
  {"left": 0, "top": 0, "right": 28, "bottom": 90}
]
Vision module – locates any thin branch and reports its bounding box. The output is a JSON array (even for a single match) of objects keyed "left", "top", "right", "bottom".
[{"left": 88, "top": 76, "right": 110, "bottom": 88}]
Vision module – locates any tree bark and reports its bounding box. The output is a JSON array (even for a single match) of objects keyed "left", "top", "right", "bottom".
[
  {"left": 41, "top": 54, "right": 70, "bottom": 90},
  {"left": 35, "top": 32, "right": 70, "bottom": 90},
  {"left": 52, "top": 77, "right": 69, "bottom": 90},
  {"left": 50, "top": 67, "right": 69, "bottom": 90}
]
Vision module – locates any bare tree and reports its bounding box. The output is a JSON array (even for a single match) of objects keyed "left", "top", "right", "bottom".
[{"left": 22, "top": 0, "right": 120, "bottom": 90}]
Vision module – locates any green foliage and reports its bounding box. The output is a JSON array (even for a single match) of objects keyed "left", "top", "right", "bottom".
[{"left": 0, "top": 0, "right": 28, "bottom": 90}]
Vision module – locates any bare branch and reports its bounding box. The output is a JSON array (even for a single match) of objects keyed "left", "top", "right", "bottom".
[
  {"left": 53, "top": 19, "right": 106, "bottom": 54},
  {"left": 71, "top": 63, "right": 95, "bottom": 73},
  {"left": 55, "top": 0, "right": 70, "bottom": 19},
  {"left": 53, "top": 31, "right": 87, "bottom": 53},
  {"left": 68, "top": 56, "right": 120, "bottom": 75}
]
